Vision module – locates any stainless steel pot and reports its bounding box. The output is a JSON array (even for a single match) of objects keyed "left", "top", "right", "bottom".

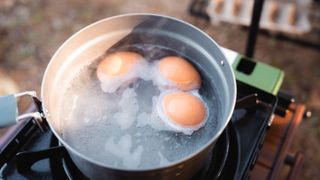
[{"left": 0, "top": 14, "right": 236, "bottom": 180}]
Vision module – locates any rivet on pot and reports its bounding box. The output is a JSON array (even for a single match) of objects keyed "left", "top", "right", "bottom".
[{"left": 220, "top": 60, "right": 225, "bottom": 66}]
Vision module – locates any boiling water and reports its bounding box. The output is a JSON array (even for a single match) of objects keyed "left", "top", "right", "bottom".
[{"left": 59, "top": 46, "right": 221, "bottom": 170}]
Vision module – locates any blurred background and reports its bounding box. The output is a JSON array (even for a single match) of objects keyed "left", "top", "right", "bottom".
[{"left": 0, "top": 0, "right": 319, "bottom": 179}]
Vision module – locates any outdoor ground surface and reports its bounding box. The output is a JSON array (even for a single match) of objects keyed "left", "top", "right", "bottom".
[{"left": 0, "top": 0, "right": 319, "bottom": 179}]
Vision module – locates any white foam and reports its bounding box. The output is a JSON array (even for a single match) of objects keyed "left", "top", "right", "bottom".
[
  {"left": 113, "top": 88, "right": 139, "bottom": 130},
  {"left": 98, "top": 60, "right": 179, "bottom": 94},
  {"left": 105, "top": 135, "right": 143, "bottom": 169},
  {"left": 158, "top": 152, "right": 170, "bottom": 166}
]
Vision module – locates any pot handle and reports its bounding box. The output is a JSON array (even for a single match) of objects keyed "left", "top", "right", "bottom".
[
  {"left": 0, "top": 91, "right": 45, "bottom": 131},
  {"left": 0, "top": 94, "right": 17, "bottom": 127}
]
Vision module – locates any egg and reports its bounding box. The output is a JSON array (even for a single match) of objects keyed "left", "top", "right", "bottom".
[
  {"left": 157, "top": 56, "right": 201, "bottom": 91},
  {"left": 157, "top": 91, "right": 207, "bottom": 135},
  {"left": 96, "top": 51, "right": 143, "bottom": 93}
]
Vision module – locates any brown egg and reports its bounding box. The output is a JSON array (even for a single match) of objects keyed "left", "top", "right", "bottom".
[
  {"left": 96, "top": 51, "right": 143, "bottom": 93},
  {"left": 158, "top": 92, "right": 207, "bottom": 134},
  {"left": 158, "top": 56, "right": 201, "bottom": 91},
  {"left": 97, "top": 51, "right": 143, "bottom": 79}
]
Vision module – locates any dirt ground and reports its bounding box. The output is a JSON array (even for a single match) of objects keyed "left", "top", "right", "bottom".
[{"left": 0, "top": 0, "right": 319, "bottom": 179}]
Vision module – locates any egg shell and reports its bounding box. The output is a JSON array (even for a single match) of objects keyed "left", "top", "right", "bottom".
[
  {"left": 158, "top": 56, "right": 201, "bottom": 91},
  {"left": 96, "top": 51, "right": 144, "bottom": 93},
  {"left": 157, "top": 91, "right": 208, "bottom": 135}
]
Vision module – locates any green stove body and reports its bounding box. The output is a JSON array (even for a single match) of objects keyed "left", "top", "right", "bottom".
[{"left": 222, "top": 48, "right": 284, "bottom": 95}]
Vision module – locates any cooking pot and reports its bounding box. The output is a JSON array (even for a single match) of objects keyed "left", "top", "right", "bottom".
[{"left": 0, "top": 13, "right": 236, "bottom": 180}]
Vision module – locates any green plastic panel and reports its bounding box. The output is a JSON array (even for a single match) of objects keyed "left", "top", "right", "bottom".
[{"left": 232, "top": 55, "right": 284, "bottom": 95}]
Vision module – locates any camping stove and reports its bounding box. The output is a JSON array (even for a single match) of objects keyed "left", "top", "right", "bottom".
[{"left": 0, "top": 48, "right": 300, "bottom": 179}]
